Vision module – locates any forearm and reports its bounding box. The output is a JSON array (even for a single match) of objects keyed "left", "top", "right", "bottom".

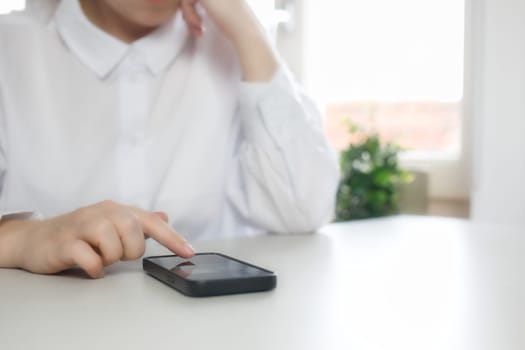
[
  {"left": 232, "top": 73, "right": 340, "bottom": 233},
  {"left": 229, "top": 14, "right": 278, "bottom": 82}
]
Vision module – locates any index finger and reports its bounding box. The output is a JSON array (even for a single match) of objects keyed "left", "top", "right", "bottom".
[{"left": 130, "top": 208, "right": 195, "bottom": 258}]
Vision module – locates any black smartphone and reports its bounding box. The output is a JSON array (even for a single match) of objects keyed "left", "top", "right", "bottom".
[{"left": 143, "top": 253, "right": 277, "bottom": 297}]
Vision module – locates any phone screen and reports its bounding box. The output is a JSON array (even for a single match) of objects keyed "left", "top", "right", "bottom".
[{"left": 146, "top": 254, "right": 272, "bottom": 281}]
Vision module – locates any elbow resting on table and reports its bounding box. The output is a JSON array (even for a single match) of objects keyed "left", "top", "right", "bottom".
[
  {"left": 272, "top": 175, "right": 340, "bottom": 235},
  {"left": 287, "top": 201, "right": 336, "bottom": 235}
]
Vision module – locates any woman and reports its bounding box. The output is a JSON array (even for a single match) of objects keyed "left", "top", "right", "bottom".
[{"left": 0, "top": 0, "right": 339, "bottom": 278}]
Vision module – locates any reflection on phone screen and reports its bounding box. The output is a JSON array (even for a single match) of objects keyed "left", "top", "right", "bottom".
[{"left": 149, "top": 254, "right": 270, "bottom": 281}]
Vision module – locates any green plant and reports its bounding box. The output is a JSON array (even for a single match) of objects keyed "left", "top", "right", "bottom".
[{"left": 335, "top": 121, "right": 413, "bottom": 221}]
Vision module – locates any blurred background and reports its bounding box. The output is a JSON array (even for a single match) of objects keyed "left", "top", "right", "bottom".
[{"left": 2, "top": 0, "right": 524, "bottom": 225}]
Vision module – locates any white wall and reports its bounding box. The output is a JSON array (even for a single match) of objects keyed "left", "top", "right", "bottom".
[
  {"left": 275, "top": 0, "right": 306, "bottom": 83},
  {"left": 469, "top": 0, "right": 525, "bottom": 225}
]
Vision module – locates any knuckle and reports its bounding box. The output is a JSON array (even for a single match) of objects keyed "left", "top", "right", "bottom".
[
  {"left": 71, "top": 241, "right": 101, "bottom": 271},
  {"left": 93, "top": 218, "right": 114, "bottom": 235},
  {"left": 101, "top": 245, "right": 122, "bottom": 265},
  {"left": 100, "top": 200, "right": 117, "bottom": 210},
  {"left": 70, "top": 239, "right": 84, "bottom": 251},
  {"left": 72, "top": 201, "right": 118, "bottom": 226},
  {"left": 126, "top": 243, "right": 146, "bottom": 260},
  {"left": 103, "top": 254, "right": 120, "bottom": 265},
  {"left": 117, "top": 214, "right": 141, "bottom": 235}
]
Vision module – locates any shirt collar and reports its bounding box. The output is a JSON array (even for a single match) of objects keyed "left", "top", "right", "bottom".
[{"left": 54, "top": 0, "right": 189, "bottom": 79}]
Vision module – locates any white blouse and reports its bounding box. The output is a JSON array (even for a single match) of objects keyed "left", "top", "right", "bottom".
[{"left": 0, "top": 0, "right": 339, "bottom": 240}]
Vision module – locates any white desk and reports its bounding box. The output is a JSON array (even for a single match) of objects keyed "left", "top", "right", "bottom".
[{"left": 1, "top": 216, "right": 524, "bottom": 350}]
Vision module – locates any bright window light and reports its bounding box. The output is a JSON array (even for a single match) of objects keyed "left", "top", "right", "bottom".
[
  {"left": 306, "top": 0, "right": 465, "bottom": 153},
  {"left": 0, "top": 0, "right": 25, "bottom": 15},
  {"left": 307, "top": 0, "right": 464, "bottom": 102}
]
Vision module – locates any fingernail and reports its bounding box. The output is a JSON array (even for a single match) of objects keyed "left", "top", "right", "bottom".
[{"left": 185, "top": 242, "right": 196, "bottom": 255}]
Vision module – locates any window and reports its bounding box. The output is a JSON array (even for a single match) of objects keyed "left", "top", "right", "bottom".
[
  {"left": 275, "top": 0, "right": 469, "bottom": 199},
  {"left": 304, "top": 0, "right": 465, "bottom": 154},
  {"left": 0, "top": 0, "right": 25, "bottom": 14}
]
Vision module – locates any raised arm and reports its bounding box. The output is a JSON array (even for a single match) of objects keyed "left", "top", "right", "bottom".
[{"left": 182, "top": 1, "right": 340, "bottom": 233}]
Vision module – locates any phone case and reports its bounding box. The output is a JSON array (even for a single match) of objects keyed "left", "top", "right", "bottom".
[{"left": 143, "top": 253, "right": 277, "bottom": 297}]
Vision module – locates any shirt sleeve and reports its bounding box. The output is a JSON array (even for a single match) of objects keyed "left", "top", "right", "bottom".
[
  {"left": 0, "top": 87, "right": 40, "bottom": 222},
  {"left": 227, "top": 66, "right": 340, "bottom": 234}
]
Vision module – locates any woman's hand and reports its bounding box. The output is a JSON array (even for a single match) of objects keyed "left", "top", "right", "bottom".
[
  {"left": 181, "top": 0, "right": 255, "bottom": 41},
  {"left": 0, "top": 200, "right": 194, "bottom": 278},
  {"left": 180, "top": 0, "right": 278, "bottom": 81}
]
